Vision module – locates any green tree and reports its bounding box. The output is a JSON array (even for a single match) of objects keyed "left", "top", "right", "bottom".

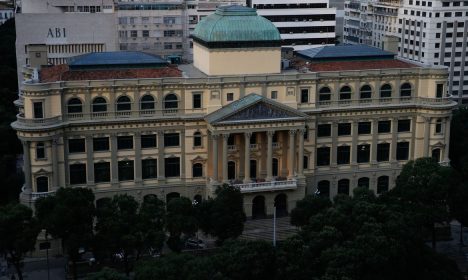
[
  {"left": 134, "top": 254, "right": 195, "bottom": 280},
  {"left": 95, "top": 194, "right": 139, "bottom": 276},
  {"left": 391, "top": 157, "right": 452, "bottom": 249},
  {"left": 0, "top": 203, "right": 40, "bottom": 280},
  {"left": 447, "top": 171, "right": 468, "bottom": 245},
  {"left": 290, "top": 194, "right": 332, "bottom": 227},
  {"left": 198, "top": 185, "right": 246, "bottom": 244},
  {"left": 35, "top": 188, "right": 96, "bottom": 280},
  {"left": 165, "top": 197, "right": 198, "bottom": 252},
  {"left": 86, "top": 267, "right": 128, "bottom": 280}
]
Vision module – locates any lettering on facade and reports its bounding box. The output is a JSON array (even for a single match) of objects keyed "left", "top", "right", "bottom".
[{"left": 47, "top": 28, "right": 67, "bottom": 38}]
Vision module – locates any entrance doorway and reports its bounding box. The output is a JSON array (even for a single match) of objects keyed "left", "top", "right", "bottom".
[
  {"left": 228, "top": 161, "right": 236, "bottom": 180},
  {"left": 252, "top": 195, "right": 266, "bottom": 219},
  {"left": 274, "top": 193, "right": 288, "bottom": 217}
]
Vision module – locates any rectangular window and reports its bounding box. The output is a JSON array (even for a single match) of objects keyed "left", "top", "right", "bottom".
[
  {"left": 94, "top": 162, "right": 110, "bottom": 183},
  {"left": 357, "top": 144, "right": 370, "bottom": 163},
  {"left": 193, "top": 93, "right": 202, "bottom": 109},
  {"left": 378, "top": 120, "right": 391, "bottom": 133},
  {"left": 142, "top": 30, "right": 149, "bottom": 37},
  {"left": 130, "top": 30, "right": 137, "bottom": 38},
  {"left": 118, "top": 160, "right": 134, "bottom": 181},
  {"left": 141, "top": 134, "right": 157, "bottom": 148},
  {"left": 396, "top": 142, "right": 409, "bottom": 160},
  {"left": 271, "top": 91, "right": 278, "bottom": 99},
  {"left": 436, "top": 84, "right": 444, "bottom": 98},
  {"left": 69, "top": 163, "right": 86, "bottom": 185},
  {"left": 397, "top": 120, "right": 411, "bottom": 132},
  {"left": 164, "top": 133, "right": 180, "bottom": 147},
  {"left": 165, "top": 157, "right": 180, "bottom": 177},
  {"left": 300, "top": 89, "right": 309, "bottom": 103},
  {"left": 33, "top": 101, "right": 44, "bottom": 118},
  {"left": 93, "top": 137, "right": 109, "bottom": 151},
  {"left": 337, "top": 146, "right": 350, "bottom": 164},
  {"left": 316, "top": 147, "right": 330, "bottom": 166},
  {"left": 377, "top": 143, "right": 390, "bottom": 162},
  {"left": 227, "top": 93, "right": 234, "bottom": 102},
  {"left": 358, "top": 122, "right": 372, "bottom": 134},
  {"left": 317, "top": 124, "right": 331, "bottom": 137},
  {"left": 337, "top": 123, "right": 351, "bottom": 136},
  {"left": 117, "top": 136, "right": 133, "bottom": 150},
  {"left": 36, "top": 142, "right": 45, "bottom": 159},
  {"left": 142, "top": 159, "right": 157, "bottom": 179},
  {"left": 68, "top": 139, "right": 85, "bottom": 153}
]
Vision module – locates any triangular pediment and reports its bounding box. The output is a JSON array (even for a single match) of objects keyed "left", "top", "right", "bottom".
[{"left": 206, "top": 94, "right": 307, "bottom": 125}]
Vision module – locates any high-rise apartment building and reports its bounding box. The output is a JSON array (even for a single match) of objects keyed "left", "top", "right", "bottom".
[
  {"left": 248, "top": 0, "right": 336, "bottom": 50},
  {"left": 0, "top": 1, "right": 13, "bottom": 25},
  {"left": 343, "top": 0, "right": 468, "bottom": 103},
  {"left": 13, "top": 6, "right": 454, "bottom": 218}
]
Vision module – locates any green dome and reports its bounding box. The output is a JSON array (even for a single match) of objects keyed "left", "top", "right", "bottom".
[{"left": 192, "top": 5, "right": 281, "bottom": 45}]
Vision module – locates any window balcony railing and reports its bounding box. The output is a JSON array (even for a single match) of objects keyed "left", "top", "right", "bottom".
[
  {"left": 249, "top": 144, "right": 259, "bottom": 150},
  {"left": 234, "top": 179, "right": 297, "bottom": 193},
  {"left": 272, "top": 142, "right": 281, "bottom": 149},
  {"left": 316, "top": 97, "right": 454, "bottom": 109},
  {"left": 15, "top": 114, "right": 62, "bottom": 127},
  {"left": 228, "top": 145, "right": 237, "bottom": 152},
  {"left": 21, "top": 186, "right": 56, "bottom": 200}
]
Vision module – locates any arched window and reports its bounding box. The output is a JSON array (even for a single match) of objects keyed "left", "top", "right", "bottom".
[
  {"left": 164, "top": 94, "right": 178, "bottom": 109},
  {"left": 116, "top": 96, "right": 131, "bottom": 111},
  {"left": 166, "top": 192, "right": 180, "bottom": 204},
  {"left": 193, "top": 194, "right": 202, "bottom": 205},
  {"left": 319, "top": 87, "right": 331, "bottom": 101},
  {"left": 303, "top": 155, "right": 309, "bottom": 170},
  {"left": 400, "top": 83, "right": 412, "bottom": 97},
  {"left": 193, "top": 132, "right": 202, "bottom": 147},
  {"left": 67, "top": 98, "right": 82, "bottom": 113},
  {"left": 140, "top": 95, "right": 155, "bottom": 110},
  {"left": 358, "top": 177, "right": 370, "bottom": 189},
  {"left": 380, "top": 84, "right": 392, "bottom": 98},
  {"left": 339, "top": 86, "right": 352, "bottom": 100},
  {"left": 36, "top": 176, "right": 49, "bottom": 193},
  {"left": 338, "top": 179, "right": 350, "bottom": 195},
  {"left": 317, "top": 180, "right": 330, "bottom": 197},
  {"left": 92, "top": 97, "right": 107, "bottom": 112},
  {"left": 192, "top": 163, "right": 203, "bottom": 177},
  {"left": 377, "top": 176, "right": 389, "bottom": 194},
  {"left": 360, "top": 85, "right": 372, "bottom": 99}
]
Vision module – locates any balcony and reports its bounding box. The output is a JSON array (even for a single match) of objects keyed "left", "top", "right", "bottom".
[
  {"left": 228, "top": 145, "right": 237, "bottom": 152},
  {"left": 234, "top": 179, "right": 297, "bottom": 193},
  {"left": 21, "top": 186, "right": 56, "bottom": 201},
  {"left": 15, "top": 114, "right": 62, "bottom": 127},
  {"left": 272, "top": 142, "right": 281, "bottom": 149},
  {"left": 249, "top": 144, "right": 259, "bottom": 150},
  {"left": 316, "top": 97, "right": 455, "bottom": 109}
]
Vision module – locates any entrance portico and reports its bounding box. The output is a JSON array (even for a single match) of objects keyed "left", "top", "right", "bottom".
[{"left": 205, "top": 94, "right": 308, "bottom": 198}]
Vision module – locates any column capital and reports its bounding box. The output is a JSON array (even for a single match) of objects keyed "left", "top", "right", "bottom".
[
  {"left": 211, "top": 133, "right": 219, "bottom": 140},
  {"left": 222, "top": 133, "right": 230, "bottom": 140},
  {"left": 244, "top": 132, "right": 252, "bottom": 139},
  {"left": 288, "top": 129, "right": 297, "bottom": 135},
  {"left": 298, "top": 128, "right": 306, "bottom": 135},
  {"left": 267, "top": 130, "right": 275, "bottom": 137}
]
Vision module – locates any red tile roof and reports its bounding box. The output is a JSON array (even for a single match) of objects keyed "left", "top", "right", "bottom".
[
  {"left": 294, "top": 59, "right": 417, "bottom": 72},
  {"left": 39, "top": 64, "right": 182, "bottom": 82}
]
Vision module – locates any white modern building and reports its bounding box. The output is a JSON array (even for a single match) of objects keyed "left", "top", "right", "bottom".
[
  {"left": 248, "top": 0, "right": 336, "bottom": 50},
  {"left": 344, "top": 0, "right": 468, "bottom": 103}
]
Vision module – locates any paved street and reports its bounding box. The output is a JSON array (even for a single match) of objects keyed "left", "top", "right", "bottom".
[
  {"left": 435, "top": 221, "right": 468, "bottom": 275},
  {"left": 0, "top": 257, "right": 66, "bottom": 280}
]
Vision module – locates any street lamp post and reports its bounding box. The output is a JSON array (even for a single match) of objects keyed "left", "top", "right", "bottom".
[{"left": 273, "top": 206, "right": 277, "bottom": 247}]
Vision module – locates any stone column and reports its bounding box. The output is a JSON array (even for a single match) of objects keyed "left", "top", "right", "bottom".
[
  {"left": 85, "top": 136, "right": 94, "bottom": 185},
  {"left": 222, "top": 133, "right": 229, "bottom": 183},
  {"left": 351, "top": 120, "right": 358, "bottom": 166},
  {"left": 244, "top": 132, "right": 251, "bottom": 183},
  {"left": 298, "top": 129, "right": 305, "bottom": 175},
  {"left": 423, "top": 116, "right": 431, "bottom": 157},
  {"left": 443, "top": 116, "right": 451, "bottom": 162},
  {"left": 266, "top": 130, "right": 274, "bottom": 181},
  {"left": 288, "top": 130, "right": 296, "bottom": 178},
  {"left": 212, "top": 134, "right": 219, "bottom": 182},
  {"left": 134, "top": 132, "right": 142, "bottom": 184},
  {"left": 371, "top": 120, "right": 378, "bottom": 164},
  {"left": 157, "top": 132, "right": 165, "bottom": 180},
  {"left": 51, "top": 137, "right": 59, "bottom": 190},
  {"left": 331, "top": 122, "right": 337, "bottom": 167},
  {"left": 390, "top": 118, "right": 398, "bottom": 163},
  {"left": 110, "top": 134, "right": 119, "bottom": 186},
  {"left": 22, "top": 141, "right": 32, "bottom": 192}
]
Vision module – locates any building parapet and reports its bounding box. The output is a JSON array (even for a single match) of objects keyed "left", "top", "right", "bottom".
[{"left": 234, "top": 179, "right": 297, "bottom": 193}]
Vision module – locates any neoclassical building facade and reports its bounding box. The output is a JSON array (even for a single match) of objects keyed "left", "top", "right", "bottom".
[{"left": 13, "top": 6, "right": 455, "bottom": 217}]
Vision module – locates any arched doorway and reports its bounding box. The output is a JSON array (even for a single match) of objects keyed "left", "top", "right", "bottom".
[
  {"left": 317, "top": 180, "right": 330, "bottom": 198},
  {"left": 432, "top": 148, "right": 441, "bottom": 162},
  {"left": 166, "top": 192, "right": 180, "bottom": 204},
  {"left": 228, "top": 161, "right": 236, "bottom": 180},
  {"left": 338, "top": 179, "right": 350, "bottom": 195},
  {"left": 274, "top": 193, "right": 288, "bottom": 217},
  {"left": 252, "top": 195, "right": 266, "bottom": 219},
  {"left": 357, "top": 177, "right": 370, "bottom": 189},
  {"left": 272, "top": 158, "right": 279, "bottom": 177},
  {"left": 250, "top": 159, "right": 257, "bottom": 180},
  {"left": 143, "top": 194, "right": 158, "bottom": 202},
  {"left": 193, "top": 194, "right": 202, "bottom": 205}
]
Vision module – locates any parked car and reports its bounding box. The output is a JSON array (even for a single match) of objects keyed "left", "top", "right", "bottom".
[{"left": 185, "top": 238, "right": 206, "bottom": 249}]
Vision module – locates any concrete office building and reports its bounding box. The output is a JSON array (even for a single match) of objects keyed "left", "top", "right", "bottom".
[
  {"left": 344, "top": 0, "right": 468, "bottom": 103},
  {"left": 248, "top": 0, "right": 336, "bottom": 50},
  {"left": 14, "top": 0, "right": 118, "bottom": 85},
  {"left": 13, "top": 6, "right": 454, "bottom": 221}
]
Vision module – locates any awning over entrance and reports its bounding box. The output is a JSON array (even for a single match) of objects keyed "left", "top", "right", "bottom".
[{"left": 205, "top": 94, "right": 308, "bottom": 125}]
